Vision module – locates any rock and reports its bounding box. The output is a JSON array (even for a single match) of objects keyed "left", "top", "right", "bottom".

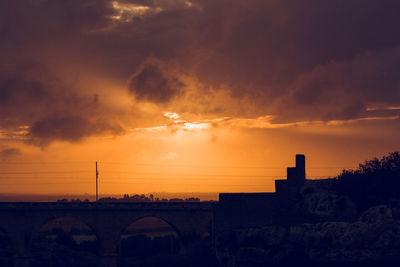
[
  {"left": 302, "top": 191, "right": 357, "bottom": 219},
  {"left": 359, "top": 205, "right": 393, "bottom": 223},
  {"left": 260, "top": 226, "right": 287, "bottom": 246},
  {"left": 216, "top": 204, "right": 400, "bottom": 266}
]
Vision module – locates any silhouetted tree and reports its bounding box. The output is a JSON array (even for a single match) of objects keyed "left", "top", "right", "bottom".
[{"left": 334, "top": 152, "right": 400, "bottom": 210}]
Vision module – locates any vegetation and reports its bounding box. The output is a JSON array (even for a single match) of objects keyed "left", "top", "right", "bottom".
[
  {"left": 334, "top": 152, "right": 400, "bottom": 210},
  {"left": 98, "top": 194, "right": 200, "bottom": 203},
  {"left": 30, "top": 228, "right": 98, "bottom": 267}
]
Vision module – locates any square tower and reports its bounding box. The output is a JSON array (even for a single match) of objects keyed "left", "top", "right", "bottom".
[
  {"left": 275, "top": 154, "right": 307, "bottom": 193},
  {"left": 296, "top": 154, "right": 305, "bottom": 180},
  {"left": 287, "top": 154, "right": 306, "bottom": 185}
]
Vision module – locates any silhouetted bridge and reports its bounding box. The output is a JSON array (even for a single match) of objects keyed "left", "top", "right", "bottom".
[
  {"left": 0, "top": 202, "right": 214, "bottom": 267},
  {"left": 0, "top": 155, "right": 311, "bottom": 267}
]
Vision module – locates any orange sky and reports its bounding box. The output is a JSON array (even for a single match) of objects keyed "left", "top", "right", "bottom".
[
  {"left": 1, "top": 0, "right": 400, "bottom": 196},
  {"left": 1, "top": 116, "right": 398, "bottom": 195}
]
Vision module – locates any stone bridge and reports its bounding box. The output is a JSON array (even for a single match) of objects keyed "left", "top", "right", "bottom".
[
  {"left": 0, "top": 155, "right": 310, "bottom": 267},
  {"left": 0, "top": 202, "right": 214, "bottom": 267}
]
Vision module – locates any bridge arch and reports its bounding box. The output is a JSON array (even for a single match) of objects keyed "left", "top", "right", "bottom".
[
  {"left": 33, "top": 214, "right": 98, "bottom": 236},
  {"left": 29, "top": 216, "right": 100, "bottom": 267},
  {"left": 118, "top": 216, "right": 181, "bottom": 266},
  {"left": 0, "top": 202, "right": 214, "bottom": 266},
  {"left": 119, "top": 215, "right": 182, "bottom": 238}
]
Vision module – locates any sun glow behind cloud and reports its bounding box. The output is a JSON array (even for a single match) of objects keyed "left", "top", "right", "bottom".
[
  {"left": 1, "top": 0, "right": 400, "bottom": 196},
  {"left": 128, "top": 111, "right": 400, "bottom": 137},
  {"left": 1, "top": 109, "right": 398, "bottom": 195},
  {"left": 164, "top": 113, "right": 180, "bottom": 120},
  {"left": 111, "top": 1, "right": 155, "bottom": 22},
  {"left": 131, "top": 112, "right": 213, "bottom": 135},
  {"left": 366, "top": 106, "right": 400, "bottom": 111}
]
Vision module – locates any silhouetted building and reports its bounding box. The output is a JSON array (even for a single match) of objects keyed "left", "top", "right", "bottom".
[
  {"left": 275, "top": 154, "right": 306, "bottom": 194},
  {"left": 216, "top": 154, "right": 308, "bottom": 231}
]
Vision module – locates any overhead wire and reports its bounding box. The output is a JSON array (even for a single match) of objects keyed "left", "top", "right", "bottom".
[
  {"left": 0, "top": 160, "right": 356, "bottom": 169},
  {"left": 0, "top": 161, "right": 342, "bottom": 188}
]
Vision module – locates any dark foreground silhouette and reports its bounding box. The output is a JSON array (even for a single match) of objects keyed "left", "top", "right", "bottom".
[
  {"left": 27, "top": 216, "right": 218, "bottom": 267},
  {"left": 1, "top": 153, "right": 400, "bottom": 267},
  {"left": 216, "top": 152, "right": 400, "bottom": 267},
  {"left": 0, "top": 228, "right": 12, "bottom": 267}
]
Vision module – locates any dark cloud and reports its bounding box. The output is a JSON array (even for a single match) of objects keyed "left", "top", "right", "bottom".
[
  {"left": 0, "top": 0, "right": 113, "bottom": 41},
  {"left": 1, "top": 0, "right": 400, "bottom": 142},
  {"left": 0, "top": 63, "right": 124, "bottom": 145},
  {"left": 0, "top": 65, "right": 51, "bottom": 129},
  {"left": 117, "top": 0, "right": 400, "bottom": 121},
  {"left": 273, "top": 48, "right": 400, "bottom": 122},
  {"left": 0, "top": 147, "right": 21, "bottom": 161},
  {"left": 128, "top": 60, "right": 184, "bottom": 103},
  {"left": 29, "top": 115, "right": 124, "bottom": 145}
]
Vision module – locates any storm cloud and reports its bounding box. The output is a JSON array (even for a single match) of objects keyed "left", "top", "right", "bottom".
[
  {"left": 128, "top": 59, "right": 185, "bottom": 103},
  {"left": 1, "top": 0, "right": 400, "bottom": 144},
  {"left": 29, "top": 115, "right": 124, "bottom": 145},
  {"left": 0, "top": 63, "right": 125, "bottom": 145}
]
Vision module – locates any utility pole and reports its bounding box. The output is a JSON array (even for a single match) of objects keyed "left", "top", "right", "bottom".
[{"left": 96, "top": 161, "right": 99, "bottom": 202}]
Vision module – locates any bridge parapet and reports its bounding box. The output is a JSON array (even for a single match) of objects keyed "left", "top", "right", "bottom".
[{"left": 0, "top": 202, "right": 214, "bottom": 210}]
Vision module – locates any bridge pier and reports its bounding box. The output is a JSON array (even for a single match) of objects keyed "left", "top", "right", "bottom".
[
  {"left": 96, "top": 222, "right": 120, "bottom": 267},
  {"left": 10, "top": 228, "right": 31, "bottom": 267}
]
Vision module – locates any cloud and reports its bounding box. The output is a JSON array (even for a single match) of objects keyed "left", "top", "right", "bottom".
[
  {"left": 223, "top": 115, "right": 400, "bottom": 130},
  {"left": 273, "top": 48, "right": 400, "bottom": 122},
  {"left": 29, "top": 115, "right": 124, "bottom": 145},
  {"left": 0, "top": 147, "right": 21, "bottom": 161},
  {"left": 118, "top": 0, "right": 400, "bottom": 123},
  {"left": 128, "top": 59, "right": 185, "bottom": 103},
  {"left": 1, "top": 0, "right": 400, "bottom": 143},
  {"left": 164, "top": 112, "right": 180, "bottom": 120},
  {"left": 128, "top": 112, "right": 400, "bottom": 137},
  {"left": 0, "top": 63, "right": 125, "bottom": 145}
]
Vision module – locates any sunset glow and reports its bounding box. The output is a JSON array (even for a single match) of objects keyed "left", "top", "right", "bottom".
[{"left": 0, "top": 0, "right": 400, "bottom": 198}]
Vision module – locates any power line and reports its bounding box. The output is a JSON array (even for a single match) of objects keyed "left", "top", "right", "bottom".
[
  {"left": 0, "top": 182, "right": 93, "bottom": 186},
  {"left": 0, "top": 182, "right": 275, "bottom": 186},
  {"left": 0, "top": 177, "right": 331, "bottom": 186},
  {"left": 0, "top": 161, "right": 356, "bottom": 169},
  {"left": 101, "top": 182, "right": 276, "bottom": 186},
  {"left": 0, "top": 171, "right": 92, "bottom": 175},
  {"left": 0, "top": 175, "right": 331, "bottom": 180},
  {"left": 0, "top": 170, "right": 332, "bottom": 177}
]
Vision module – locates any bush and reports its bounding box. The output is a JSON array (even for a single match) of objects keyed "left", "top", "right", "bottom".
[{"left": 334, "top": 152, "right": 400, "bottom": 210}]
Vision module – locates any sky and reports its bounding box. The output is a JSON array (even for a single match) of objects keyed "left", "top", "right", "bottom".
[{"left": 0, "top": 0, "right": 400, "bottom": 196}]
